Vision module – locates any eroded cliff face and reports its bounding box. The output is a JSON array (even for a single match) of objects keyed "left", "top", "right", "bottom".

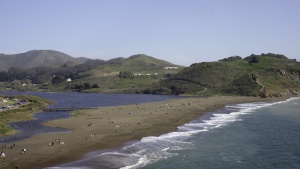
[
  {"left": 258, "top": 69, "right": 300, "bottom": 98},
  {"left": 259, "top": 87, "right": 300, "bottom": 98},
  {"left": 279, "top": 69, "right": 286, "bottom": 76}
]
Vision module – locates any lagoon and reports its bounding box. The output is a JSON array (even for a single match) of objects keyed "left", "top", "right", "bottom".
[{"left": 0, "top": 91, "right": 179, "bottom": 143}]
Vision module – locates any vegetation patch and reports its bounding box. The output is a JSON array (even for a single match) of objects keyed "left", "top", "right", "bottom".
[
  {"left": 146, "top": 53, "right": 300, "bottom": 97},
  {"left": 0, "top": 95, "right": 53, "bottom": 138}
]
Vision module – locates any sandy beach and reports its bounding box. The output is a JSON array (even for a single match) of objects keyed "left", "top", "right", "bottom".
[{"left": 0, "top": 96, "right": 288, "bottom": 169}]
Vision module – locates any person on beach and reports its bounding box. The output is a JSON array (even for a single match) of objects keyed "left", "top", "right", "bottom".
[{"left": 0, "top": 151, "right": 5, "bottom": 161}]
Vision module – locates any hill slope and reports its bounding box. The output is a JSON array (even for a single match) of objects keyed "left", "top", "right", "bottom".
[
  {"left": 0, "top": 50, "right": 88, "bottom": 71},
  {"left": 146, "top": 54, "right": 300, "bottom": 97},
  {"left": 53, "top": 54, "right": 183, "bottom": 93},
  {"left": 121, "top": 54, "right": 174, "bottom": 69},
  {"left": 83, "top": 54, "right": 182, "bottom": 77}
]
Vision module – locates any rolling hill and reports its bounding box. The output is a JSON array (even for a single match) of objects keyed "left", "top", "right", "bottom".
[
  {"left": 0, "top": 52, "right": 183, "bottom": 93},
  {"left": 2, "top": 50, "right": 298, "bottom": 98},
  {"left": 0, "top": 50, "right": 88, "bottom": 71},
  {"left": 82, "top": 54, "right": 183, "bottom": 77},
  {"left": 145, "top": 53, "right": 300, "bottom": 97},
  {"left": 62, "top": 54, "right": 183, "bottom": 93}
]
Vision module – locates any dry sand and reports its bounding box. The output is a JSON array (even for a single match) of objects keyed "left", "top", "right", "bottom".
[{"left": 0, "top": 96, "right": 288, "bottom": 169}]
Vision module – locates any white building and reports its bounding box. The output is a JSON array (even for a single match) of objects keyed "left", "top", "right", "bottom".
[{"left": 164, "top": 66, "right": 179, "bottom": 70}]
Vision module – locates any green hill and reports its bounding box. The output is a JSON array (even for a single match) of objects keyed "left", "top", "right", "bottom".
[
  {"left": 121, "top": 54, "right": 173, "bottom": 69},
  {"left": 58, "top": 54, "right": 183, "bottom": 93},
  {"left": 82, "top": 54, "right": 182, "bottom": 77},
  {"left": 2, "top": 51, "right": 299, "bottom": 98},
  {"left": 0, "top": 53, "right": 183, "bottom": 93},
  {"left": 0, "top": 50, "right": 88, "bottom": 71},
  {"left": 145, "top": 53, "right": 300, "bottom": 97}
]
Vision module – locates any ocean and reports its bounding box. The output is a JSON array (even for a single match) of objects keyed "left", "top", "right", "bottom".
[{"left": 48, "top": 97, "right": 300, "bottom": 169}]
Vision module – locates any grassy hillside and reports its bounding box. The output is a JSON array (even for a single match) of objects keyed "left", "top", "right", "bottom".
[
  {"left": 42, "top": 54, "right": 183, "bottom": 93},
  {"left": 121, "top": 54, "right": 173, "bottom": 69},
  {"left": 0, "top": 50, "right": 88, "bottom": 71},
  {"left": 2, "top": 51, "right": 298, "bottom": 97},
  {"left": 146, "top": 53, "right": 300, "bottom": 97},
  {"left": 82, "top": 54, "right": 182, "bottom": 77}
]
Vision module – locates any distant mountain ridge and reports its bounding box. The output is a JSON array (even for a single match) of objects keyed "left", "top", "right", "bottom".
[{"left": 0, "top": 50, "right": 88, "bottom": 71}]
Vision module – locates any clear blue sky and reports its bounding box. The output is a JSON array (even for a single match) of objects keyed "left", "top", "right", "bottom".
[{"left": 1, "top": 0, "right": 299, "bottom": 66}]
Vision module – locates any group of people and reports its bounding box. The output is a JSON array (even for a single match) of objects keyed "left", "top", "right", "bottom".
[
  {"left": 50, "top": 138, "right": 65, "bottom": 146},
  {"left": 0, "top": 146, "right": 26, "bottom": 162}
]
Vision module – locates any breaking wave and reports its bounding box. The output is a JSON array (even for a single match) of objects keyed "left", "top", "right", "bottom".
[{"left": 47, "top": 98, "right": 297, "bottom": 169}]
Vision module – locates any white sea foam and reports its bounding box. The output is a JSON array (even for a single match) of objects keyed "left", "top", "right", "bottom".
[
  {"left": 118, "top": 103, "right": 267, "bottom": 168},
  {"left": 53, "top": 98, "right": 298, "bottom": 169},
  {"left": 179, "top": 101, "right": 282, "bottom": 133},
  {"left": 45, "top": 167, "right": 90, "bottom": 169},
  {"left": 118, "top": 143, "right": 179, "bottom": 169},
  {"left": 120, "top": 156, "right": 148, "bottom": 169},
  {"left": 119, "top": 97, "right": 300, "bottom": 169}
]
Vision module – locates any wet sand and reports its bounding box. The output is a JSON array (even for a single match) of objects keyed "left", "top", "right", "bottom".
[{"left": 0, "top": 96, "right": 288, "bottom": 169}]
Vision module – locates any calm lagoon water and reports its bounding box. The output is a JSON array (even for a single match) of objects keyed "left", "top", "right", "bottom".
[{"left": 0, "top": 91, "right": 179, "bottom": 143}]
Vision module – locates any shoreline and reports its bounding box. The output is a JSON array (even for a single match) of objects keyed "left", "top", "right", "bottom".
[
  {"left": 0, "top": 96, "right": 290, "bottom": 169},
  {"left": 0, "top": 95, "right": 53, "bottom": 139}
]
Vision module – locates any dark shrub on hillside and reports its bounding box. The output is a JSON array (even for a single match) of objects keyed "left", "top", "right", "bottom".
[
  {"left": 249, "top": 56, "right": 259, "bottom": 64},
  {"left": 92, "top": 84, "right": 100, "bottom": 88},
  {"left": 222, "top": 74, "right": 260, "bottom": 96},
  {"left": 219, "top": 56, "right": 242, "bottom": 62},
  {"left": 51, "top": 76, "right": 64, "bottom": 84},
  {"left": 261, "top": 53, "right": 288, "bottom": 59},
  {"left": 84, "top": 83, "right": 91, "bottom": 89},
  {"left": 119, "top": 71, "right": 134, "bottom": 79}
]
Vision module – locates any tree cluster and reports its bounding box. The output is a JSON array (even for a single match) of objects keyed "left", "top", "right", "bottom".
[
  {"left": 69, "top": 83, "right": 100, "bottom": 91},
  {"left": 219, "top": 56, "right": 242, "bottom": 62},
  {"left": 245, "top": 53, "right": 288, "bottom": 62},
  {"left": 119, "top": 71, "right": 134, "bottom": 79},
  {"left": 0, "top": 59, "right": 107, "bottom": 84},
  {"left": 260, "top": 53, "right": 287, "bottom": 59}
]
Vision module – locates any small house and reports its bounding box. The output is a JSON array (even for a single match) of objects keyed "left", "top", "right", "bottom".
[{"left": 164, "top": 66, "right": 179, "bottom": 70}]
